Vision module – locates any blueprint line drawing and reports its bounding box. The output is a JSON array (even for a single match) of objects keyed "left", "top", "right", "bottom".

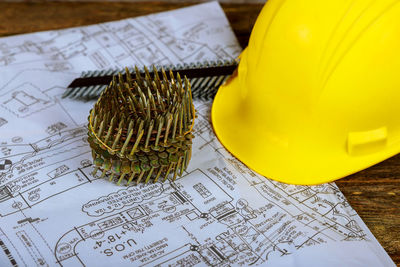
[
  {"left": 1, "top": 83, "right": 54, "bottom": 118},
  {"left": 0, "top": 2, "right": 394, "bottom": 267},
  {"left": 0, "top": 5, "right": 239, "bottom": 73},
  {"left": 52, "top": 167, "right": 367, "bottom": 266}
]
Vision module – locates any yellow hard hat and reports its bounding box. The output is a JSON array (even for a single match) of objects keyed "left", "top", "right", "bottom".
[{"left": 212, "top": 0, "right": 400, "bottom": 185}]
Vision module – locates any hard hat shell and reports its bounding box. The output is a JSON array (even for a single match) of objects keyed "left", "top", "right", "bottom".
[{"left": 211, "top": 0, "right": 400, "bottom": 185}]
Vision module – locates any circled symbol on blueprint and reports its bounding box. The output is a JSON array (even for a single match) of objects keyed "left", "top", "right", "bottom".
[
  {"left": 56, "top": 243, "right": 72, "bottom": 255},
  {"left": 11, "top": 202, "right": 22, "bottom": 209},
  {"left": 28, "top": 193, "right": 40, "bottom": 202},
  {"left": 11, "top": 137, "right": 23, "bottom": 143}
]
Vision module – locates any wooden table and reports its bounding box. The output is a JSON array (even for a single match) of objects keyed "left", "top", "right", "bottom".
[{"left": 1, "top": 2, "right": 399, "bottom": 265}]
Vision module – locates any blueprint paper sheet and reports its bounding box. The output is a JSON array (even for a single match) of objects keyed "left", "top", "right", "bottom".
[{"left": 0, "top": 2, "right": 394, "bottom": 266}]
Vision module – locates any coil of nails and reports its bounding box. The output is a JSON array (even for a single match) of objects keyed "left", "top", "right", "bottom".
[{"left": 88, "top": 65, "right": 195, "bottom": 185}]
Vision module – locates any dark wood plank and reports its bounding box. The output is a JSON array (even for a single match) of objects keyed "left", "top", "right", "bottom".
[
  {"left": 0, "top": 2, "right": 398, "bottom": 264},
  {"left": 335, "top": 155, "right": 400, "bottom": 265}
]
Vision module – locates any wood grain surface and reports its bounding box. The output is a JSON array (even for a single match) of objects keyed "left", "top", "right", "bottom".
[{"left": 1, "top": 2, "right": 399, "bottom": 265}]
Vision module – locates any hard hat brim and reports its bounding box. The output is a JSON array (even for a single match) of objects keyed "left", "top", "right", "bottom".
[{"left": 211, "top": 72, "right": 399, "bottom": 185}]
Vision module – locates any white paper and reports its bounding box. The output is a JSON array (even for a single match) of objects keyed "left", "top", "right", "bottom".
[{"left": 0, "top": 2, "right": 394, "bottom": 266}]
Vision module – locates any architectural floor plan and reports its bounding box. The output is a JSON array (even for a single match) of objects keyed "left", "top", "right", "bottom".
[{"left": 0, "top": 2, "right": 394, "bottom": 266}]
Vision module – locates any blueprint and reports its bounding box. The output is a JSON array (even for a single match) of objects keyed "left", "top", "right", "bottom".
[{"left": 0, "top": 2, "right": 394, "bottom": 266}]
